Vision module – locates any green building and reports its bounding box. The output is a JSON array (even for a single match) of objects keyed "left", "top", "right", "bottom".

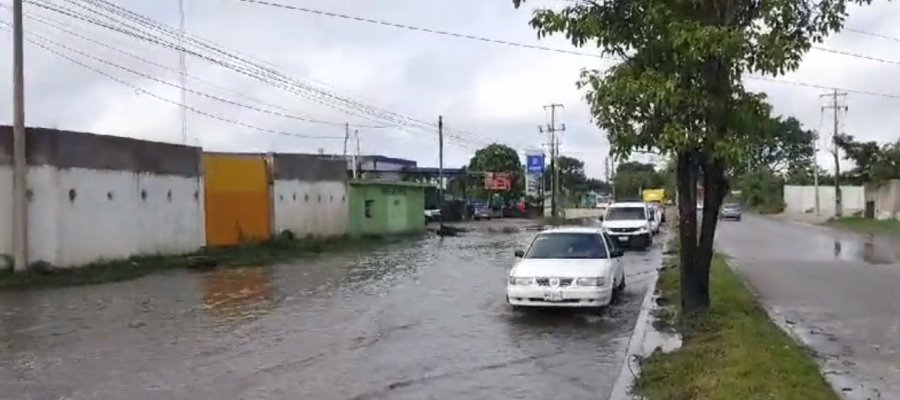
[{"left": 348, "top": 181, "right": 429, "bottom": 237}]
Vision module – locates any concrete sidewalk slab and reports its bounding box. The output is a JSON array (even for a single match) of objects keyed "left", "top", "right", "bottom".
[{"left": 716, "top": 215, "right": 900, "bottom": 399}]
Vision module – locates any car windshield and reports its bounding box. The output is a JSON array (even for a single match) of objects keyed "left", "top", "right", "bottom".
[
  {"left": 723, "top": 203, "right": 741, "bottom": 210},
  {"left": 606, "top": 207, "right": 646, "bottom": 221},
  {"left": 525, "top": 233, "right": 609, "bottom": 259}
]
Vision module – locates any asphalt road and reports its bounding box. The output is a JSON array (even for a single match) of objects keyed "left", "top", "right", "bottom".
[
  {"left": 0, "top": 221, "right": 665, "bottom": 400},
  {"left": 716, "top": 215, "right": 900, "bottom": 400}
]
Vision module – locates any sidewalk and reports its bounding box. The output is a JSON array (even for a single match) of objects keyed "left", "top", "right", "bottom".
[{"left": 715, "top": 215, "right": 900, "bottom": 399}]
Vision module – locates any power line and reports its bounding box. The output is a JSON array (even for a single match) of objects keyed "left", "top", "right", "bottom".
[
  {"left": 236, "top": 0, "right": 608, "bottom": 59},
  {"left": 235, "top": 0, "right": 900, "bottom": 72},
  {"left": 231, "top": 1, "right": 900, "bottom": 100},
  {"left": 8, "top": 10, "right": 395, "bottom": 130},
  {"left": 0, "top": 20, "right": 347, "bottom": 141},
  {"left": 25, "top": 0, "right": 484, "bottom": 148},
  {"left": 50, "top": 0, "right": 539, "bottom": 150},
  {"left": 844, "top": 27, "right": 900, "bottom": 43}
]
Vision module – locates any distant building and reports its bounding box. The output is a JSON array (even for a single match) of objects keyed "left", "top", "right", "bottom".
[{"left": 318, "top": 154, "right": 418, "bottom": 182}]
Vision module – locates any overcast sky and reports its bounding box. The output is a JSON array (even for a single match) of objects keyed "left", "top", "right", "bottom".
[{"left": 1, "top": 0, "right": 899, "bottom": 178}]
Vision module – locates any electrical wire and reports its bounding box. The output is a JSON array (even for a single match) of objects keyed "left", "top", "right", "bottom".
[
  {"left": 0, "top": 19, "right": 347, "bottom": 140},
  {"left": 25, "top": 0, "right": 486, "bottom": 148},
  {"left": 233, "top": 0, "right": 900, "bottom": 101},
  {"left": 75, "top": 0, "right": 493, "bottom": 146},
  {"left": 235, "top": 0, "right": 609, "bottom": 59}
]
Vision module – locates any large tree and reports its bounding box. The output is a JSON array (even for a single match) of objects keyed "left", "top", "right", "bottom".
[
  {"left": 743, "top": 116, "right": 816, "bottom": 176},
  {"left": 544, "top": 155, "right": 591, "bottom": 202},
  {"left": 513, "top": 0, "right": 869, "bottom": 315},
  {"left": 467, "top": 144, "right": 524, "bottom": 199},
  {"left": 835, "top": 134, "right": 900, "bottom": 185},
  {"left": 613, "top": 161, "right": 667, "bottom": 200}
]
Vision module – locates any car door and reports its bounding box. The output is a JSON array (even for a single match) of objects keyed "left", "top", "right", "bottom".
[{"left": 601, "top": 232, "right": 624, "bottom": 283}]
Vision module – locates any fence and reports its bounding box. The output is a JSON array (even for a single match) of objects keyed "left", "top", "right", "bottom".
[
  {"left": 1, "top": 126, "right": 409, "bottom": 269},
  {"left": 1, "top": 127, "right": 204, "bottom": 268},
  {"left": 783, "top": 185, "right": 865, "bottom": 217}
]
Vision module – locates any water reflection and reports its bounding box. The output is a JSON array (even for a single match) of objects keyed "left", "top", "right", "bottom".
[
  {"left": 832, "top": 236, "right": 894, "bottom": 265},
  {"left": 201, "top": 267, "right": 274, "bottom": 323}
]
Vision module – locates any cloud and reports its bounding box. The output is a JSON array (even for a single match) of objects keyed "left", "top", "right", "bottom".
[{"left": 1, "top": 0, "right": 899, "bottom": 180}]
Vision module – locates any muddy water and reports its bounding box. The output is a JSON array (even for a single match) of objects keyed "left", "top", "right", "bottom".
[{"left": 1, "top": 228, "right": 663, "bottom": 400}]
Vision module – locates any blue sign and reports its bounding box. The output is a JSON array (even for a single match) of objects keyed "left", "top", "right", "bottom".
[{"left": 526, "top": 154, "right": 545, "bottom": 173}]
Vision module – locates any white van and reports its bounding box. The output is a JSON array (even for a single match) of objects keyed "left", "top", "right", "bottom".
[{"left": 601, "top": 202, "right": 653, "bottom": 250}]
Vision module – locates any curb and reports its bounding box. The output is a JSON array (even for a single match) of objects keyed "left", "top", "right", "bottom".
[
  {"left": 726, "top": 262, "right": 879, "bottom": 400},
  {"left": 608, "top": 230, "right": 673, "bottom": 400},
  {"left": 608, "top": 267, "right": 658, "bottom": 400}
]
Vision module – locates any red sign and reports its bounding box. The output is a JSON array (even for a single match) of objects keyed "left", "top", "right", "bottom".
[{"left": 484, "top": 172, "right": 512, "bottom": 191}]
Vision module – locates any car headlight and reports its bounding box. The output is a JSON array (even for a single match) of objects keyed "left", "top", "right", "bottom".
[
  {"left": 576, "top": 277, "right": 605, "bottom": 287},
  {"left": 509, "top": 277, "right": 534, "bottom": 286}
]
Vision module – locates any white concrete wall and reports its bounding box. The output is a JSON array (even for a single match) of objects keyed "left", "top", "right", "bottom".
[
  {"left": 272, "top": 180, "right": 349, "bottom": 238},
  {"left": 866, "top": 180, "right": 900, "bottom": 220},
  {"left": 0, "top": 166, "right": 12, "bottom": 269},
  {"left": 1, "top": 165, "right": 205, "bottom": 268},
  {"left": 783, "top": 185, "right": 865, "bottom": 217}
]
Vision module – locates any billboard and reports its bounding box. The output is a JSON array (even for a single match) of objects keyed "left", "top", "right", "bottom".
[
  {"left": 483, "top": 172, "right": 512, "bottom": 191},
  {"left": 525, "top": 151, "right": 544, "bottom": 197},
  {"left": 526, "top": 153, "right": 545, "bottom": 174}
]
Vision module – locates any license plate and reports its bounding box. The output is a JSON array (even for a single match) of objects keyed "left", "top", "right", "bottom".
[
  {"left": 543, "top": 291, "right": 564, "bottom": 302},
  {"left": 618, "top": 236, "right": 629, "bottom": 242}
]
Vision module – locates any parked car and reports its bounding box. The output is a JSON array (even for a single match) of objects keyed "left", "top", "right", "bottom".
[
  {"left": 507, "top": 227, "right": 626, "bottom": 310},
  {"left": 424, "top": 209, "right": 441, "bottom": 223},
  {"left": 719, "top": 203, "right": 743, "bottom": 221},
  {"left": 601, "top": 202, "right": 654, "bottom": 250},
  {"left": 473, "top": 206, "right": 492, "bottom": 220}
]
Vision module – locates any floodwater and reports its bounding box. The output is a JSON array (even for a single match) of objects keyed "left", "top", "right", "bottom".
[{"left": 1, "top": 223, "right": 663, "bottom": 400}]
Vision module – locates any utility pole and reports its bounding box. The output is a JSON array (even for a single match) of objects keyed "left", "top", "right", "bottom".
[
  {"left": 177, "top": 0, "right": 188, "bottom": 145},
  {"left": 343, "top": 122, "right": 350, "bottom": 159},
  {"left": 12, "top": 0, "right": 28, "bottom": 273},
  {"left": 353, "top": 129, "right": 360, "bottom": 179},
  {"left": 438, "top": 116, "right": 444, "bottom": 232},
  {"left": 813, "top": 130, "right": 820, "bottom": 216},
  {"left": 539, "top": 103, "right": 565, "bottom": 219},
  {"left": 821, "top": 89, "right": 848, "bottom": 218}
]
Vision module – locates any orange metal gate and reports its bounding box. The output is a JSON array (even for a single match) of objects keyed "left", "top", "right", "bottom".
[{"left": 203, "top": 153, "right": 272, "bottom": 247}]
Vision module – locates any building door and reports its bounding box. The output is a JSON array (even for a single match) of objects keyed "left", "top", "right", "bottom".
[
  {"left": 203, "top": 153, "right": 272, "bottom": 246},
  {"left": 387, "top": 195, "right": 407, "bottom": 233}
]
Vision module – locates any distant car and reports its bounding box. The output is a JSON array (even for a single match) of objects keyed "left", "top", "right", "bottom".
[
  {"left": 719, "top": 203, "right": 743, "bottom": 221},
  {"left": 601, "top": 202, "right": 654, "bottom": 250},
  {"left": 473, "top": 206, "right": 492, "bottom": 220},
  {"left": 507, "top": 227, "right": 626, "bottom": 310},
  {"left": 424, "top": 209, "right": 441, "bottom": 223},
  {"left": 647, "top": 206, "right": 662, "bottom": 235}
]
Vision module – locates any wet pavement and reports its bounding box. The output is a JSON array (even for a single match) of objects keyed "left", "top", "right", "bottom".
[
  {"left": 1, "top": 221, "right": 664, "bottom": 400},
  {"left": 716, "top": 215, "right": 900, "bottom": 400}
]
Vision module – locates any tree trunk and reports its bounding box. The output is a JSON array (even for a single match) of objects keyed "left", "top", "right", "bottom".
[
  {"left": 694, "top": 157, "right": 728, "bottom": 313},
  {"left": 676, "top": 150, "right": 704, "bottom": 316}
]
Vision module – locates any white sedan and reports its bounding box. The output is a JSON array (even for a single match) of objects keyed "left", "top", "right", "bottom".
[{"left": 507, "top": 227, "right": 626, "bottom": 309}]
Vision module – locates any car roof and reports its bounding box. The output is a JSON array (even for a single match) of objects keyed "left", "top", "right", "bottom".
[
  {"left": 538, "top": 227, "right": 604, "bottom": 235},
  {"left": 608, "top": 202, "right": 647, "bottom": 208}
]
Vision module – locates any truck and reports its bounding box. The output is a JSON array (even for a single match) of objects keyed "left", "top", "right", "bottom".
[{"left": 642, "top": 189, "right": 666, "bottom": 204}]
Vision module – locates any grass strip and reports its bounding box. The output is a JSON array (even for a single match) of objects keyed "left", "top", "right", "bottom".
[
  {"left": 826, "top": 217, "right": 900, "bottom": 236},
  {"left": 0, "top": 234, "right": 416, "bottom": 291},
  {"left": 635, "top": 255, "right": 838, "bottom": 400}
]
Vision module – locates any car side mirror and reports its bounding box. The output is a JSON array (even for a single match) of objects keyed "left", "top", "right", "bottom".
[
  {"left": 514, "top": 250, "right": 525, "bottom": 258},
  {"left": 610, "top": 248, "right": 624, "bottom": 258}
]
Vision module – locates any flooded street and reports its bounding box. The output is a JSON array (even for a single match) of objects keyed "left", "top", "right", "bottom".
[{"left": 1, "top": 222, "right": 663, "bottom": 400}]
